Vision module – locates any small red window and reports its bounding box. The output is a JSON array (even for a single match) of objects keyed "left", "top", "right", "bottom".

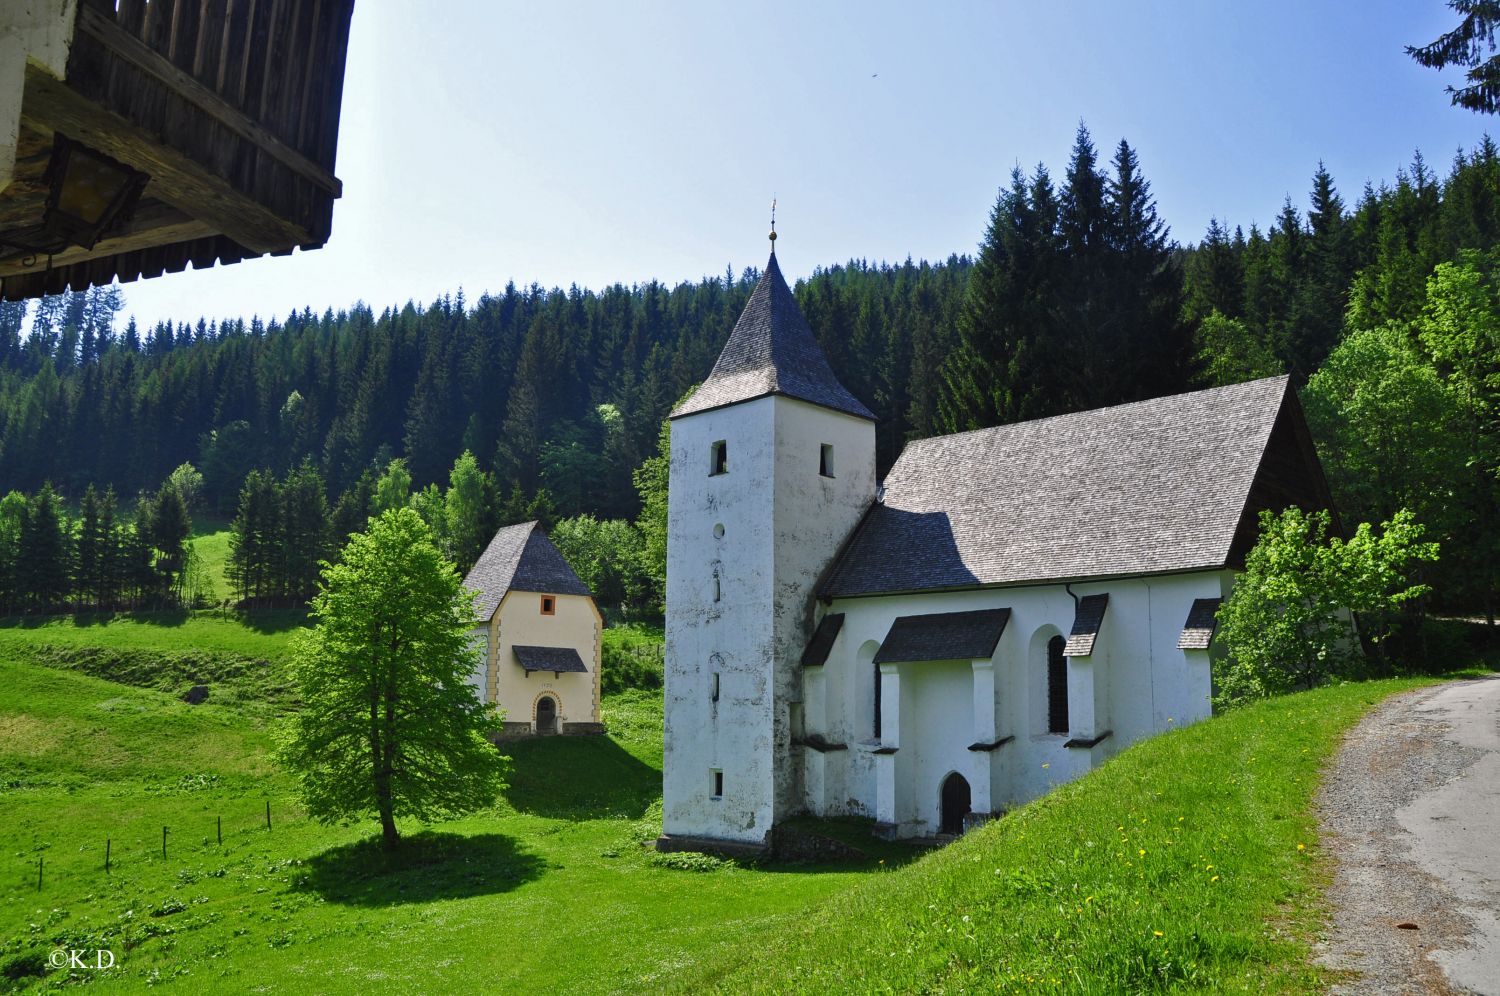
[{"left": 540, "top": 596, "right": 556, "bottom": 615}]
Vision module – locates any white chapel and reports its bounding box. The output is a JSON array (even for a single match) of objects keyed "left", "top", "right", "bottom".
[{"left": 658, "top": 241, "right": 1333, "bottom": 853}]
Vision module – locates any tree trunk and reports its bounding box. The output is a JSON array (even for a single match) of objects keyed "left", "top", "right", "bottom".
[{"left": 379, "top": 802, "right": 399, "bottom": 851}]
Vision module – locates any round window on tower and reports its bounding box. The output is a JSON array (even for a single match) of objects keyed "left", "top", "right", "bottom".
[{"left": 713, "top": 523, "right": 725, "bottom": 539}]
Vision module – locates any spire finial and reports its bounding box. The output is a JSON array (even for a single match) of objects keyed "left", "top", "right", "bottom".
[{"left": 769, "top": 197, "right": 777, "bottom": 253}]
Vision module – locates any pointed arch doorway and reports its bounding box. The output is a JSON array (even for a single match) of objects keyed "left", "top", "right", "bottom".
[{"left": 940, "top": 772, "right": 971, "bottom": 835}]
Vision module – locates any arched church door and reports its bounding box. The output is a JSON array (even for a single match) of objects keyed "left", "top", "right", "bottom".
[
  {"left": 940, "top": 772, "right": 971, "bottom": 835},
  {"left": 536, "top": 696, "right": 557, "bottom": 735}
]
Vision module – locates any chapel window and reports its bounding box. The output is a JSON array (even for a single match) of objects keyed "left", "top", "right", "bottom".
[
  {"left": 710, "top": 440, "right": 728, "bottom": 476},
  {"left": 1047, "top": 635, "right": 1069, "bottom": 734},
  {"left": 819, "top": 443, "right": 835, "bottom": 478}
]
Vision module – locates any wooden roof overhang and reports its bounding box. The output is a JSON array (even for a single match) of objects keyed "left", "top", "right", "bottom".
[{"left": 1, "top": 0, "right": 355, "bottom": 301}]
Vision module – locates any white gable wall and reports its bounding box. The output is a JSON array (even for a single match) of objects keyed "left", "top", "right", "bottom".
[{"left": 807, "top": 570, "right": 1229, "bottom": 836}]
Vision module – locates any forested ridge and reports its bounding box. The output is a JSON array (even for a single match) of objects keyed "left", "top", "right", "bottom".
[{"left": 0, "top": 125, "right": 1497, "bottom": 615}]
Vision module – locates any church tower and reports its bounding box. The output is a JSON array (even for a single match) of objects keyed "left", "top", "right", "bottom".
[{"left": 659, "top": 234, "right": 876, "bottom": 851}]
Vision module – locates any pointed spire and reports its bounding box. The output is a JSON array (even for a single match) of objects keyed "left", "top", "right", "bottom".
[{"left": 670, "top": 250, "right": 875, "bottom": 421}]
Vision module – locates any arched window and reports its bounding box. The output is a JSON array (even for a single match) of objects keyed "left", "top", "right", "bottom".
[
  {"left": 1047, "top": 635, "right": 1068, "bottom": 734},
  {"left": 873, "top": 662, "right": 882, "bottom": 739}
]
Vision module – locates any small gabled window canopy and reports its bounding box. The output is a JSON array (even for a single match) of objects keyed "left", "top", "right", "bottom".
[
  {"left": 1062, "top": 594, "right": 1109, "bottom": 657},
  {"left": 1178, "top": 598, "right": 1223, "bottom": 650}
]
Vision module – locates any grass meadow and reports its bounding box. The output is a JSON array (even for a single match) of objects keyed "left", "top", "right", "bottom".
[{"left": 1, "top": 527, "right": 1490, "bottom": 993}]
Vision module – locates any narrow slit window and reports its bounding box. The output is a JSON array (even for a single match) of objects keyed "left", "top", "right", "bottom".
[
  {"left": 1047, "top": 634, "right": 1069, "bottom": 734},
  {"left": 873, "top": 663, "right": 882, "bottom": 739},
  {"left": 711, "top": 769, "right": 724, "bottom": 799},
  {"left": 712, "top": 567, "right": 721, "bottom": 603},
  {"left": 710, "top": 440, "right": 728, "bottom": 476},
  {"left": 540, "top": 595, "right": 556, "bottom": 616},
  {"left": 819, "top": 443, "right": 835, "bottom": 478},
  {"left": 711, "top": 671, "right": 720, "bottom": 702}
]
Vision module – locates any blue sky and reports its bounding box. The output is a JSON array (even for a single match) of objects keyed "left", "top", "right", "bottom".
[{"left": 114, "top": 0, "right": 1488, "bottom": 331}]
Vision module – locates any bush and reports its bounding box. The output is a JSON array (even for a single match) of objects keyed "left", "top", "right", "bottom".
[
  {"left": 1215, "top": 507, "right": 1437, "bottom": 705},
  {"left": 601, "top": 624, "right": 663, "bottom": 694}
]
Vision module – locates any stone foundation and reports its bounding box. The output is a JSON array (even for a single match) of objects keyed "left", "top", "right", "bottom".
[{"left": 654, "top": 833, "right": 769, "bottom": 860}]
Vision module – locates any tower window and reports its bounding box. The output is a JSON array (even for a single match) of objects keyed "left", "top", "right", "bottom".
[
  {"left": 540, "top": 595, "right": 556, "bottom": 616},
  {"left": 711, "top": 671, "right": 720, "bottom": 702},
  {"left": 873, "top": 662, "right": 882, "bottom": 739},
  {"left": 713, "top": 568, "right": 722, "bottom": 603},
  {"left": 711, "top": 769, "right": 724, "bottom": 799},
  {"left": 820, "top": 443, "right": 835, "bottom": 478},
  {"left": 710, "top": 440, "right": 728, "bottom": 476},
  {"left": 1047, "top": 635, "right": 1069, "bottom": 734}
]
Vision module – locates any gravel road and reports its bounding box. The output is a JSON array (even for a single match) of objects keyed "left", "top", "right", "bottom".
[{"left": 1316, "top": 675, "right": 1500, "bottom": 995}]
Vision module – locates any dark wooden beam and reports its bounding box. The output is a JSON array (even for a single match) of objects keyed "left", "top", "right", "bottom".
[
  {"left": 20, "top": 64, "right": 310, "bottom": 254},
  {"left": 0, "top": 200, "right": 216, "bottom": 277},
  {"left": 75, "top": 4, "right": 341, "bottom": 196}
]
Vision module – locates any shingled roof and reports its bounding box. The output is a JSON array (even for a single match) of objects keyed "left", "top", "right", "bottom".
[
  {"left": 821, "top": 376, "right": 1333, "bottom": 598},
  {"left": 670, "top": 252, "right": 875, "bottom": 421},
  {"left": 464, "top": 522, "right": 591, "bottom": 621}
]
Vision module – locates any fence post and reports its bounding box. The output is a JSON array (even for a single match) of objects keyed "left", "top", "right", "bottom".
[
  {"left": 265, "top": 800, "right": 271, "bottom": 830},
  {"left": 217, "top": 815, "right": 222, "bottom": 845},
  {"left": 36, "top": 856, "right": 42, "bottom": 891},
  {"left": 106, "top": 838, "right": 111, "bottom": 871},
  {"left": 162, "top": 826, "right": 168, "bottom": 860}
]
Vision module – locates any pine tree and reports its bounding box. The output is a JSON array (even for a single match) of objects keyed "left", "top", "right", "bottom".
[{"left": 20, "top": 484, "right": 71, "bottom": 611}]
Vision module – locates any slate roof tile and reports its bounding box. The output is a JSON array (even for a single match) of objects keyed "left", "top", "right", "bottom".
[
  {"left": 873, "top": 608, "right": 1011, "bottom": 664},
  {"left": 513, "top": 645, "right": 589, "bottom": 673},
  {"left": 1178, "top": 597, "right": 1223, "bottom": 650},
  {"left": 1063, "top": 594, "right": 1109, "bottom": 657},
  {"left": 464, "top": 522, "right": 591, "bottom": 621},
  {"left": 822, "top": 376, "right": 1295, "bottom": 597},
  {"left": 801, "top": 613, "right": 845, "bottom": 667},
  {"left": 671, "top": 253, "right": 875, "bottom": 421}
]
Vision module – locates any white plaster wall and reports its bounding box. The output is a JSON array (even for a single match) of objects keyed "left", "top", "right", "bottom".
[
  {"left": 1, "top": 0, "right": 76, "bottom": 192},
  {"left": 663, "top": 398, "right": 778, "bottom": 843},
  {"left": 482, "top": 590, "right": 601, "bottom": 731},
  {"left": 816, "top": 571, "right": 1226, "bottom": 835},
  {"left": 663, "top": 394, "right": 876, "bottom": 845}
]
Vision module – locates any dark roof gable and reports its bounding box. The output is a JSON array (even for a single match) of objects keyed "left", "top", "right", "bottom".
[
  {"left": 670, "top": 253, "right": 875, "bottom": 421},
  {"left": 464, "top": 522, "right": 591, "bottom": 621},
  {"left": 822, "top": 376, "right": 1334, "bottom": 597}
]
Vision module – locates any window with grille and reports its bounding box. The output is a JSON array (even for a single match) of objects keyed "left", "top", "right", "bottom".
[{"left": 1047, "top": 634, "right": 1069, "bottom": 734}]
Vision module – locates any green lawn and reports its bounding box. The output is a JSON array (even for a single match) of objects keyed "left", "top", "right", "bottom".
[
  {"left": 0, "top": 658, "right": 889, "bottom": 993},
  {"left": 0, "top": 601, "right": 1482, "bottom": 994}
]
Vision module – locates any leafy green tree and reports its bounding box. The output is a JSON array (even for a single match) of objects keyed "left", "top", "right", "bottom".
[
  {"left": 1408, "top": 0, "right": 1500, "bottom": 113},
  {"left": 550, "top": 515, "right": 646, "bottom": 613},
  {"left": 1215, "top": 508, "right": 1438, "bottom": 704},
  {"left": 1192, "top": 311, "right": 1282, "bottom": 387},
  {"left": 276, "top": 508, "right": 507, "bottom": 851},
  {"left": 166, "top": 462, "right": 205, "bottom": 512},
  {"left": 1303, "top": 325, "right": 1464, "bottom": 531},
  {"left": 444, "top": 450, "right": 493, "bottom": 572},
  {"left": 632, "top": 413, "right": 672, "bottom": 615},
  {"left": 372, "top": 458, "right": 413, "bottom": 516}
]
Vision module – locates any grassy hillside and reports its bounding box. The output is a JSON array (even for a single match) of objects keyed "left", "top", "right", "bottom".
[
  {"left": 669, "top": 678, "right": 1439, "bottom": 994},
  {"left": 0, "top": 651, "right": 889, "bottom": 993}
]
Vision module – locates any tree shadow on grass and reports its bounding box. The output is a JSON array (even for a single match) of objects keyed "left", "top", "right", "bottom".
[
  {"left": 296, "top": 831, "right": 547, "bottom": 906},
  {"left": 501, "top": 733, "right": 661, "bottom": 819},
  {"left": 235, "top": 608, "right": 311, "bottom": 634}
]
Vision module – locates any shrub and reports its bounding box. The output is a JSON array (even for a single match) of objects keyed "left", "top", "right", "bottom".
[
  {"left": 600, "top": 624, "right": 663, "bottom": 694},
  {"left": 1215, "top": 507, "right": 1437, "bottom": 705}
]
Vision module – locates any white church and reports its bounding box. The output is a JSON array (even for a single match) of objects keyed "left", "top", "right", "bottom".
[{"left": 657, "top": 242, "right": 1333, "bottom": 853}]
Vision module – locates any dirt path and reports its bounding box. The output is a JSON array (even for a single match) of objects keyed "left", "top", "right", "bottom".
[{"left": 1316, "top": 675, "right": 1500, "bottom": 995}]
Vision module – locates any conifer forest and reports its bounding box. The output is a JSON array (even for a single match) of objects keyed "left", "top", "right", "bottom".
[{"left": 1, "top": 126, "right": 1497, "bottom": 618}]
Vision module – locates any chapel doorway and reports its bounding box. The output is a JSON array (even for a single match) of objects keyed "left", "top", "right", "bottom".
[
  {"left": 940, "top": 772, "right": 971, "bottom": 835},
  {"left": 536, "top": 696, "right": 558, "bottom": 735}
]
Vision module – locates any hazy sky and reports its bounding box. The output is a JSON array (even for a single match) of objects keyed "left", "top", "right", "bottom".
[{"left": 110, "top": 0, "right": 1488, "bottom": 331}]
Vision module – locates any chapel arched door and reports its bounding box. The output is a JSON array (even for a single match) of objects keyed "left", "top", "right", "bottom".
[
  {"left": 940, "top": 772, "right": 971, "bottom": 835},
  {"left": 536, "top": 696, "right": 558, "bottom": 735}
]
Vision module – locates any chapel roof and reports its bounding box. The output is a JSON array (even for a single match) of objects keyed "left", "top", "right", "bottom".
[
  {"left": 670, "top": 252, "right": 875, "bottom": 421},
  {"left": 820, "top": 375, "right": 1333, "bottom": 598},
  {"left": 464, "top": 521, "right": 591, "bottom": 621}
]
